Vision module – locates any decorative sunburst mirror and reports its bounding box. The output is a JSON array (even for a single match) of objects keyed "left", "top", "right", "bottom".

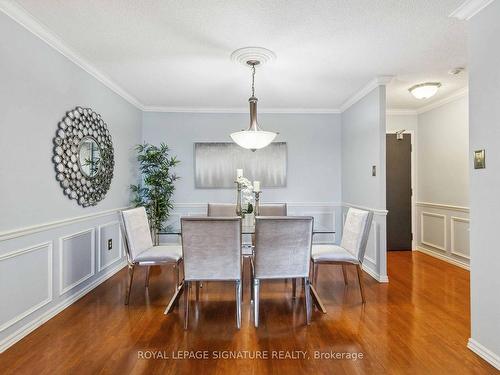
[{"left": 52, "top": 106, "right": 114, "bottom": 207}]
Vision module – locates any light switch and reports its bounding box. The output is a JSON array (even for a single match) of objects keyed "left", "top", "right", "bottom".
[
  {"left": 372, "top": 165, "right": 376, "bottom": 176},
  {"left": 107, "top": 239, "right": 113, "bottom": 250}
]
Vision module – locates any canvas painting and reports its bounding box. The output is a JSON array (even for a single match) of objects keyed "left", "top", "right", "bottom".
[{"left": 194, "top": 142, "right": 287, "bottom": 188}]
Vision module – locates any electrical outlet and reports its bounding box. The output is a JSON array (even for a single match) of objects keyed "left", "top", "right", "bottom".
[
  {"left": 107, "top": 239, "right": 112, "bottom": 250},
  {"left": 372, "top": 165, "right": 376, "bottom": 176}
]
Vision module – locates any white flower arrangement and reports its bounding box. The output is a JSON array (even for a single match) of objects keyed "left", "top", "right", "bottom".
[{"left": 236, "top": 176, "right": 254, "bottom": 214}]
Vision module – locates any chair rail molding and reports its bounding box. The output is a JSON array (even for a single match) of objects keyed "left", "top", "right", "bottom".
[
  {"left": 416, "top": 201, "right": 470, "bottom": 213},
  {"left": 0, "top": 206, "right": 131, "bottom": 241}
]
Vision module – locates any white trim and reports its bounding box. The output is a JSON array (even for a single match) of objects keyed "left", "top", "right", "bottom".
[
  {"left": 0, "top": 242, "right": 53, "bottom": 333},
  {"left": 97, "top": 221, "right": 123, "bottom": 272},
  {"left": 143, "top": 106, "right": 341, "bottom": 114},
  {"left": 0, "top": 1, "right": 143, "bottom": 110},
  {"left": 0, "top": 206, "right": 130, "bottom": 241},
  {"left": 420, "top": 212, "right": 447, "bottom": 251},
  {"left": 416, "top": 88, "right": 468, "bottom": 115},
  {"left": 342, "top": 202, "right": 388, "bottom": 216},
  {"left": 0, "top": 259, "right": 126, "bottom": 354},
  {"left": 361, "top": 262, "right": 389, "bottom": 283},
  {"left": 340, "top": 76, "right": 394, "bottom": 113},
  {"left": 467, "top": 338, "right": 500, "bottom": 370},
  {"left": 416, "top": 202, "right": 470, "bottom": 213},
  {"left": 59, "top": 229, "right": 96, "bottom": 295},
  {"left": 416, "top": 246, "right": 469, "bottom": 270},
  {"left": 450, "top": 216, "right": 471, "bottom": 259},
  {"left": 449, "top": 0, "right": 496, "bottom": 20}
]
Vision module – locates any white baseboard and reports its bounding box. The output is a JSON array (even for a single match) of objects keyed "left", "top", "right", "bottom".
[
  {"left": 416, "top": 246, "right": 469, "bottom": 270},
  {"left": 0, "top": 259, "right": 126, "bottom": 353},
  {"left": 468, "top": 338, "right": 500, "bottom": 370},
  {"left": 362, "top": 263, "right": 389, "bottom": 283}
]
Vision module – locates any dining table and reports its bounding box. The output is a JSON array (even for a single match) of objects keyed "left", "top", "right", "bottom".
[{"left": 159, "top": 222, "right": 334, "bottom": 315}]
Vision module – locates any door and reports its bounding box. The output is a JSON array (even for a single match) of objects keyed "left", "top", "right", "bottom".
[{"left": 386, "top": 133, "right": 412, "bottom": 250}]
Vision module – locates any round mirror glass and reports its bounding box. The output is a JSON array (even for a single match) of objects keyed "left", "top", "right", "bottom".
[{"left": 78, "top": 137, "right": 101, "bottom": 178}]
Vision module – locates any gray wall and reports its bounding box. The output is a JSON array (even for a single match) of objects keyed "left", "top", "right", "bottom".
[
  {"left": 417, "top": 97, "right": 469, "bottom": 207},
  {"left": 341, "top": 86, "right": 388, "bottom": 281},
  {"left": 142, "top": 112, "right": 342, "bottom": 204},
  {"left": 0, "top": 12, "right": 141, "bottom": 232},
  {"left": 0, "top": 12, "right": 141, "bottom": 352},
  {"left": 469, "top": 0, "right": 500, "bottom": 365}
]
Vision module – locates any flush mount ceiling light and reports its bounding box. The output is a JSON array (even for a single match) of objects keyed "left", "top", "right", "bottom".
[
  {"left": 230, "top": 47, "right": 277, "bottom": 152},
  {"left": 408, "top": 82, "right": 442, "bottom": 100}
]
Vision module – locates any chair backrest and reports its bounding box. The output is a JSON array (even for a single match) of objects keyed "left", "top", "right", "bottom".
[
  {"left": 120, "top": 207, "right": 153, "bottom": 262},
  {"left": 258, "top": 203, "right": 287, "bottom": 216},
  {"left": 207, "top": 203, "right": 237, "bottom": 217},
  {"left": 181, "top": 217, "right": 241, "bottom": 281},
  {"left": 254, "top": 216, "right": 313, "bottom": 279},
  {"left": 341, "top": 208, "right": 374, "bottom": 262}
]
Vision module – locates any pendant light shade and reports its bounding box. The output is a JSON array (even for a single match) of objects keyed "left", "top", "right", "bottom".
[
  {"left": 230, "top": 57, "right": 277, "bottom": 151},
  {"left": 230, "top": 96, "right": 277, "bottom": 151}
]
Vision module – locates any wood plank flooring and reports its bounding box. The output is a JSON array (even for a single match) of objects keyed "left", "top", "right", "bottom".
[{"left": 0, "top": 252, "right": 496, "bottom": 374}]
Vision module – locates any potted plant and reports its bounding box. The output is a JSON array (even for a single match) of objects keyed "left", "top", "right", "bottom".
[{"left": 130, "top": 143, "right": 179, "bottom": 245}]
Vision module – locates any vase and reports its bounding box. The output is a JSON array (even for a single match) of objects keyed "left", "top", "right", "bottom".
[{"left": 243, "top": 212, "right": 255, "bottom": 227}]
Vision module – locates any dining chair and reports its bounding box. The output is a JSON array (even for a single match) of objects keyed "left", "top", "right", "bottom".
[
  {"left": 207, "top": 203, "right": 237, "bottom": 217},
  {"left": 257, "top": 203, "right": 287, "bottom": 216},
  {"left": 310, "top": 208, "right": 373, "bottom": 303},
  {"left": 181, "top": 217, "right": 242, "bottom": 329},
  {"left": 120, "top": 207, "right": 183, "bottom": 305},
  {"left": 252, "top": 216, "right": 314, "bottom": 326}
]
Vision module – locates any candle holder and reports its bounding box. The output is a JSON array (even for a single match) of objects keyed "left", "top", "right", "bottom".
[
  {"left": 254, "top": 190, "right": 261, "bottom": 217},
  {"left": 235, "top": 181, "right": 242, "bottom": 216}
]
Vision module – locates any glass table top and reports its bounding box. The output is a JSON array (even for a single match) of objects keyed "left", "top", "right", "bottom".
[{"left": 159, "top": 224, "right": 335, "bottom": 235}]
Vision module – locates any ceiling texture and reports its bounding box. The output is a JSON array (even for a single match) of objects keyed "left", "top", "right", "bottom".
[{"left": 6, "top": 0, "right": 468, "bottom": 111}]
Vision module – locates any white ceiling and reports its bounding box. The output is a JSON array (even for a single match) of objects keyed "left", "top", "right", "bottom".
[{"left": 8, "top": 0, "right": 468, "bottom": 111}]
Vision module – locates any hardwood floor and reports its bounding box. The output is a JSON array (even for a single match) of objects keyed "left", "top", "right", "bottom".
[{"left": 0, "top": 252, "right": 496, "bottom": 374}]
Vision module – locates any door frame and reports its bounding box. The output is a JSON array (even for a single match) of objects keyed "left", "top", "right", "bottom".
[{"left": 386, "top": 130, "right": 416, "bottom": 250}]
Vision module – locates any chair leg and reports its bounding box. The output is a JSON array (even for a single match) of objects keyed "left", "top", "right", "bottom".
[
  {"left": 253, "top": 279, "right": 260, "bottom": 327},
  {"left": 314, "top": 263, "right": 319, "bottom": 286},
  {"left": 356, "top": 264, "right": 366, "bottom": 304},
  {"left": 304, "top": 277, "right": 312, "bottom": 325},
  {"left": 235, "top": 280, "right": 242, "bottom": 329},
  {"left": 184, "top": 281, "right": 190, "bottom": 330},
  {"left": 145, "top": 266, "right": 151, "bottom": 288},
  {"left": 125, "top": 265, "right": 135, "bottom": 305},
  {"left": 250, "top": 258, "right": 255, "bottom": 303},
  {"left": 195, "top": 281, "right": 200, "bottom": 301},
  {"left": 342, "top": 265, "right": 348, "bottom": 285},
  {"left": 292, "top": 278, "right": 297, "bottom": 300}
]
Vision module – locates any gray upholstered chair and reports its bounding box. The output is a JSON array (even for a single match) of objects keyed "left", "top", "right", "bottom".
[
  {"left": 207, "top": 203, "right": 237, "bottom": 217},
  {"left": 257, "top": 203, "right": 287, "bottom": 216},
  {"left": 120, "top": 207, "right": 182, "bottom": 305},
  {"left": 181, "top": 217, "right": 242, "bottom": 329},
  {"left": 311, "top": 208, "right": 374, "bottom": 303},
  {"left": 252, "top": 216, "right": 314, "bottom": 326}
]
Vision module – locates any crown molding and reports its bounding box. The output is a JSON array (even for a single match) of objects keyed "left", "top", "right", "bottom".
[
  {"left": 449, "top": 0, "right": 496, "bottom": 20},
  {"left": 142, "top": 106, "right": 341, "bottom": 114},
  {"left": 0, "top": 0, "right": 144, "bottom": 110},
  {"left": 340, "top": 76, "right": 394, "bottom": 113},
  {"left": 415, "top": 87, "right": 468, "bottom": 114}
]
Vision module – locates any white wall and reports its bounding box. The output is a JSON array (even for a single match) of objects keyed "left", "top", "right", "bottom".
[
  {"left": 386, "top": 114, "right": 418, "bottom": 133},
  {"left": 0, "top": 12, "right": 141, "bottom": 352},
  {"left": 142, "top": 112, "right": 342, "bottom": 204},
  {"left": 342, "top": 86, "right": 388, "bottom": 282},
  {"left": 468, "top": 0, "right": 500, "bottom": 368}
]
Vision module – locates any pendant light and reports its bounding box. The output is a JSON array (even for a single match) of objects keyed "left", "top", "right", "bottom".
[{"left": 230, "top": 60, "right": 277, "bottom": 151}]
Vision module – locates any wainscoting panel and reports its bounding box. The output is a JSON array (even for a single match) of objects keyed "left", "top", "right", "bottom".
[
  {"left": 416, "top": 202, "right": 470, "bottom": 269},
  {"left": 59, "top": 229, "right": 95, "bottom": 295},
  {"left": 0, "top": 209, "right": 127, "bottom": 353},
  {"left": 0, "top": 242, "right": 52, "bottom": 333},
  {"left": 98, "top": 222, "right": 122, "bottom": 272}
]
